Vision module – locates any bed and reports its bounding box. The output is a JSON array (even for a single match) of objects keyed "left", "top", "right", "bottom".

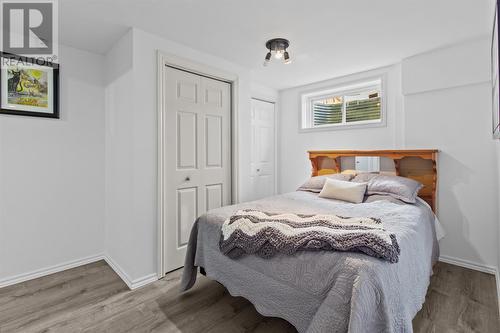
[{"left": 181, "top": 150, "right": 441, "bottom": 333}]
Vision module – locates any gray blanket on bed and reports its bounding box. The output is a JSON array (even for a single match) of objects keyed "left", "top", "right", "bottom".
[
  {"left": 219, "top": 210, "right": 400, "bottom": 263},
  {"left": 181, "top": 191, "right": 439, "bottom": 333}
]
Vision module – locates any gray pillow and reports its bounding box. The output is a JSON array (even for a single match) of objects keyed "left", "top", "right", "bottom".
[
  {"left": 351, "top": 173, "right": 379, "bottom": 183},
  {"left": 297, "top": 174, "right": 353, "bottom": 193},
  {"left": 362, "top": 175, "right": 423, "bottom": 203},
  {"left": 363, "top": 194, "right": 406, "bottom": 205}
]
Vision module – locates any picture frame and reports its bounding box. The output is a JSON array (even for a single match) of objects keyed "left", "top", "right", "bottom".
[
  {"left": 0, "top": 52, "right": 59, "bottom": 119},
  {"left": 492, "top": 1, "right": 500, "bottom": 139}
]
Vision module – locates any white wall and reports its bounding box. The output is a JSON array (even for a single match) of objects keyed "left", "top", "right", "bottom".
[
  {"left": 251, "top": 82, "right": 279, "bottom": 102},
  {"left": 496, "top": 141, "right": 500, "bottom": 297},
  {"left": 278, "top": 64, "right": 403, "bottom": 193},
  {"left": 403, "top": 37, "right": 498, "bottom": 269},
  {"left": 104, "top": 28, "right": 277, "bottom": 282},
  {"left": 0, "top": 45, "right": 106, "bottom": 284},
  {"left": 278, "top": 37, "right": 499, "bottom": 271}
]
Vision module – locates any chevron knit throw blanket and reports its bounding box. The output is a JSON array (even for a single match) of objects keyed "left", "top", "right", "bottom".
[{"left": 219, "top": 210, "right": 400, "bottom": 263}]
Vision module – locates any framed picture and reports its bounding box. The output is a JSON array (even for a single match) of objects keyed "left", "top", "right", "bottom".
[
  {"left": 492, "top": 1, "right": 500, "bottom": 139},
  {"left": 0, "top": 52, "right": 59, "bottom": 118}
]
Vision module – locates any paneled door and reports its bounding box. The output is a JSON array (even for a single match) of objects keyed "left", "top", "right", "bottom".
[
  {"left": 163, "top": 66, "right": 231, "bottom": 273},
  {"left": 250, "top": 98, "right": 276, "bottom": 200}
]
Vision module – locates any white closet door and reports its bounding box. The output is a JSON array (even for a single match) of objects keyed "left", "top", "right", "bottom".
[
  {"left": 250, "top": 99, "right": 276, "bottom": 200},
  {"left": 163, "top": 66, "right": 231, "bottom": 273}
]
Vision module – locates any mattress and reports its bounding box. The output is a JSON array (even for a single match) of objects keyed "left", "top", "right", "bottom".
[{"left": 181, "top": 191, "right": 439, "bottom": 333}]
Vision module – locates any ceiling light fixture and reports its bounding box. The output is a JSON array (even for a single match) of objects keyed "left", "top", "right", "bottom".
[{"left": 263, "top": 38, "right": 291, "bottom": 66}]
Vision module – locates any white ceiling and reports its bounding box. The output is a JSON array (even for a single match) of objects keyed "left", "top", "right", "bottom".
[{"left": 59, "top": 0, "right": 494, "bottom": 90}]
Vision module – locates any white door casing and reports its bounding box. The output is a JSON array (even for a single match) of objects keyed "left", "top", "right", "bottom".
[
  {"left": 250, "top": 99, "right": 276, "bottom": 200},
  {"left": 163, "top": 66, "right": 231, "bottom": 273}
]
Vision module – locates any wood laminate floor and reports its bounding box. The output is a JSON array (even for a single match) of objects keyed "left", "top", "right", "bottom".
[{"left": 0, "top": 261, "right": 498, "bottom": 333}]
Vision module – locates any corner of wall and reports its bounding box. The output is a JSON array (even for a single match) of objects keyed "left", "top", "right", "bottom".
[
  {"left": 103, "top": 27, "right": 138, "bottom": 286},
  {"left": 103, "top": 253, "right": 157, "bottom": 290},
  {"left": 105, "top": 29, "right": 134, "bottom": 85}
]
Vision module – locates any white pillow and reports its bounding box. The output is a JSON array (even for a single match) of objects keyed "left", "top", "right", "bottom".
[{"left": 318, "top": 178, "right": 367, "bottom": 204}]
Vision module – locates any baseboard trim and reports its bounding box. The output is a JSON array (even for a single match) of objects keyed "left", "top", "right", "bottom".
[
  {"left": 438, "top": 255, "right": 498, "bottom": 275},
  {"left": 103, "top": 254, "right": 157, "bottom": 290},
  {"left": 130, "top": 273, "right": 158, "bottom": 290},
  {"left": 0, "top": 253, "right": 105, "bottom": 288},
  {"left": 496, "top": 271, "right": 500, "bottom": 316},
  {"left": 0, "top": 253, "right": 158, "bottom": 291}
]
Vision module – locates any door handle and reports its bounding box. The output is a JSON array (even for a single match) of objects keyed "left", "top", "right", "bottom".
[{"left": 185, "top": 176, "right": 190, "bottom": 181}]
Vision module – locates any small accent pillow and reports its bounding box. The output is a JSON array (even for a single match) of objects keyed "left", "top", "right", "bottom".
[
  {"left": 318, "top": 178, "right": 367, "bottom": 204},
  {"left": 363, "top": 175, "right": 423, "bottom": 203},
  {"left": 297, "top": 174, "right": 353, "bottom": 193}
]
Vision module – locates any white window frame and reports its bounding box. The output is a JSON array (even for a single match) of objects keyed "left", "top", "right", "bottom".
[{"left": 300, "top": 75, "right": 387, "bottom": 132}]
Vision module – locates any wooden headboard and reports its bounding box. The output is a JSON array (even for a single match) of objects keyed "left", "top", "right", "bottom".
[{"left": 308, "top": 150, "right": 438, "bottom": 212}]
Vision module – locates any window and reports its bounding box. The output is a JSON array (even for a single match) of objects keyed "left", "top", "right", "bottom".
[{"left": 301, "top": 78, "right": 384, "bottom": 130}]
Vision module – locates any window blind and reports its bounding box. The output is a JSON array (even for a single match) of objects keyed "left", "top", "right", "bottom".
[
  {"left": 313, "top": 102, "right": 342, "bottom": 126},
  {"left": 346, "top": 96, "right": 381, "bottom": 123}
]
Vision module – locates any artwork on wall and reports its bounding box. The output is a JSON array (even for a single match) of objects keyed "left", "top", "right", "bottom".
[
  {"left": 0, "top": 52, "right": 59, "bottom": 118},
  {"left": 492, "top": 1, "right": 500, "bottom": 139}
]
